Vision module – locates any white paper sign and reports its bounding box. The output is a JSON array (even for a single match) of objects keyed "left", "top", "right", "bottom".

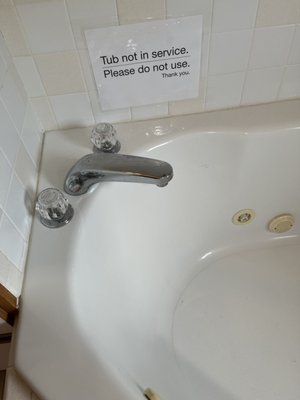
[{"left": 85, "top": 16, "right": 202, "bottom": 110}]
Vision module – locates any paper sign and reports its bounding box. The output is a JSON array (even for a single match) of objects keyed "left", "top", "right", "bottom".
[{"left": 85, "top": 16, "right": 202, "bottom": 110}]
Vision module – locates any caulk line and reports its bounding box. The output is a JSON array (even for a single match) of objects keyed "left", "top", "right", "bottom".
[{"left": 101, "top": 55, "right": 191, "bottom": 68}]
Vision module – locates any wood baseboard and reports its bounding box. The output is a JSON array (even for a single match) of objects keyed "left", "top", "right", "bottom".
[{"left": 0, "top": 284, "right": 18, "bottom": 326}]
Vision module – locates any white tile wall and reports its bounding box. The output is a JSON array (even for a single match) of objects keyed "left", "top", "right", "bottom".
[
  {"left": 0, "top": 5, "right": 30, "bottom": 56},
  {"left": 205, "top": 71, "right": 245, "bottom": 110},
  {"left": 255, "top": 0, "right": 300, "bottom": 27},
  {"left": 89, "top": 90, "right": 131, "bottom": 123},
  {"left": 131, "top": 103, "right": 169, "bottom": 120},
  {"left": 67, "top": 0, "right": 118, "bottom": 48},
  {"left": 208, "top": 30, "right": 252, "bottom": 75},
  {"left": 34, "top": 51, "right": 86, "bottom": 96},
  {"left": 249, "top": 25, "right": 295, "bottom": 69},
  {"left": 212, "top": 0, "right": 258, "bottom": 33},
  {"left": 49, "top": 92, "right": 94, "bottom": 128},
  {"left": 0, "top": 214, "right": 26, "bottom": 274},
  {"left": 21, "top": 104, "right": 42, "bottom": 166},
  {"left": 278, "top": 64, "right": 300, "bottom": 99},
  {"left": 118, "top": 0, "right": 165, "bottom": 25},
  {"left": 166, "top": 0, "right": 213, "bottom": 32},
  {"left": 0, "top": 150, "right": 12, "bottom": 206},
  {"left": 0, "top": 0, "right": 298, "bottom": 128},
  {"left": 13, "top": 56, "right": 46, "bottom": 98},
  {"left": 16, "top": 1, "right": 75, "bottom": 54},
  {"left": 30, "top": 97, "right": 57, "bottom": 131},
  {"left": 288, "top": 25, "right": 300, "bottom": 65},
  {"left": 242, "top": 67, "right": 285, "bottom": 105},
  {"left": 0, "top": 33, "right": 43, "bottom": 297},
  {"left": 1, "top": 65, "right": 27, "bottom": 132},
  {"left": 0, "top": 98, "right": 20, "bottom": 165},
  {"left": 169, "top": 79, "right": 206, "bottom": 115}
]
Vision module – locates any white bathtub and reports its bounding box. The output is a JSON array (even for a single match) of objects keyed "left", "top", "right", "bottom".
[{"left": 15, "top": 100, "right": 300, "bottom": 400}]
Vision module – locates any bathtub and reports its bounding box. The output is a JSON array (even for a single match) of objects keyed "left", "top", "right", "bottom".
[{"left": 15, "top": 100, "right": 300, "bottom": 400}]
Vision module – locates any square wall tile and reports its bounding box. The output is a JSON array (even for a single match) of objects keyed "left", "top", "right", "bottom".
[
  {"left": 49, "top": 93, "right": 95, "bottom": 128},
  {"left": 0, "top": 214, "right": 25, "bottom": 270},
  {"left": 205, "top": 71, "right": 245, "bottom": 110},
  {"left": 169, "top": 78, "right": 206, "bottom": 115},
  {"left": 117, "top": 0, "right": 165, "bottom": 25},
  {"left": 209, "top": 30, "right": 252, "bottom": 75},
  {"left": 249, "top": 25, "right": 295, "bottom": 69},
  {"left": 21, "top": 104, "right": 42, "bottom": 166},
  {"left": 15, "top": 142, "right": 37, "bottom": 194},
  {"left": 201, "top": 33, "right": 210, "bottom": 78},
  {"left": 0, "top": 98, "right": 20, "bottom": 165},
  {"left": 0, "top": 65, "right": 27, "bottom": 133},
  {"left": 0, "top": 5, "right": 30, "bottom": 56},
  {"left": 169, "top": 96, "right": 204, "bottom": 115},
  {"left": 241, "top": 67, "right": 284, "bottom": 105},
  {"left": 34, "top": 51, "right": 86, "bottom": 96},
  {"left": 0, "top": 48, "right": 7, "bottom": 86},
  {"left": 78, "top": 49, "right": 97, "bottom": 92},
  {"left": 288, "top": 26, "right": 300, "bottom": 65},
  {"left": 278, "top": 64, "right": 300, "bottom": 99},
  {"left": 89, "top": 90, "right": 131, "bottom": 123},
  {"left": 13, "top": 56, "right": 46, "bottom": 98},
  {"left": 30, "top": 97, "right": 58, "bottom": 131},
  {"left": 131, "top": 103, "right": 168, "bottom": 121},
  {"left": 66, "top": 0, "right": 118, "bottom": 49},
  {"left": 166, "top": 0, "right": 213, "bottom": 32},
  {"left": 0, "top": 249, "right": 10, "bottom": 289},
  {"left": 256, "top": 0, "right": 300, "bottom": 27},
  {"left": 0, "top": 149, "right": 12, "bottom": 207},
  {"left": 17, "top": 1, "right": 75, "bottom": 54},
  {"left": 5, "top": 173, "right": 31, "bottom": 239},
  {"left": 212, "top": 0, "right": 258, "bottom": 33},
  {"left": 0, "top": 32, "right": 11, "bottom": 67}
]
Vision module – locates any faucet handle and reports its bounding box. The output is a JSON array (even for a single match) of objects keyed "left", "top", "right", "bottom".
[
  {"left": 36, "top": 188, "right": 74, "bottom": 228},
  {"left": 91, "top": 123, "right": 121, "bottom": 153}
]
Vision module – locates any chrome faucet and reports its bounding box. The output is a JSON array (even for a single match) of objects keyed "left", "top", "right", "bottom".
[{"left": 64, "top": 123, "right": 173, "bottom": 196}]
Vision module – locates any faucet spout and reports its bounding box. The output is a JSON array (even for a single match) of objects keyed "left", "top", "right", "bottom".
[{"left": 64, "top": 152, "right": 173, "bottom": 196}]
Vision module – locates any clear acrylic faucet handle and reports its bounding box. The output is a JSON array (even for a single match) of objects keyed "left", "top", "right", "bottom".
[
  {"left": 91, "top": 123, "right": 121, "bottom": 153},
  {"left": 36, "top": 188, "right": 74, "bottom": 228}
]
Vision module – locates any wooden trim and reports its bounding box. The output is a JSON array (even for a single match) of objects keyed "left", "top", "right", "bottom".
[{"left": 0, "top": 284, "right": 18, "bottom": 326}]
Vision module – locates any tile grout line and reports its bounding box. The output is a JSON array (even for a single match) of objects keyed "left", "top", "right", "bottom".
[
  {"left": 62, "top": 0, "right": 89, "bottom": 96},
  {"left": 275, "top": 24, "right": 297, "bottom": 101},
  {"left": 2, "top": 158, "right": 34, "bottom": 243},
  {"left": 1, "top": 197, "right": 31, "bottom": 244},
  {"left": 203, "top": 0, "right": 215, "bottom": 111},
  {"left": 63, "top": 0, "right": 116, "bottom": 126},
  {"left": 13, "top": 0, "right": 62, "bottom": 130},
  {"left": 238, "top": 0, "right": 260, "bottom": 107},
  {"left": 0, "top": 70, "right": 25, "bottom": 138},
  {"left": 12, "top": 0, "right": 48, "bottom": 98},
  {"left": 0, "top": 208, "right": 29, "bottom": 272},
  {"left": 17, "top": 102, "right": 42, "bottom": 169},
  {"left": 163, "top": 0, "right": 168, "bottom": 130},
  {"left": 3, "top": 4, "right": 53, "bottom": 137}
]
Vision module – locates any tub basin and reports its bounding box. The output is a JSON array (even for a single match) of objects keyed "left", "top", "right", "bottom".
[{"left": 15, "top": 100, "right": 300, "bottom": 400}]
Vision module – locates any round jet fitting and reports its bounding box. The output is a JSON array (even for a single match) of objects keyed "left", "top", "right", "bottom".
[
  {"left": 268, "top": 214, "right": 295, "bottom": 233},
  {"left": 232, "top": 209, "right": 255, "bottom": 225}
]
